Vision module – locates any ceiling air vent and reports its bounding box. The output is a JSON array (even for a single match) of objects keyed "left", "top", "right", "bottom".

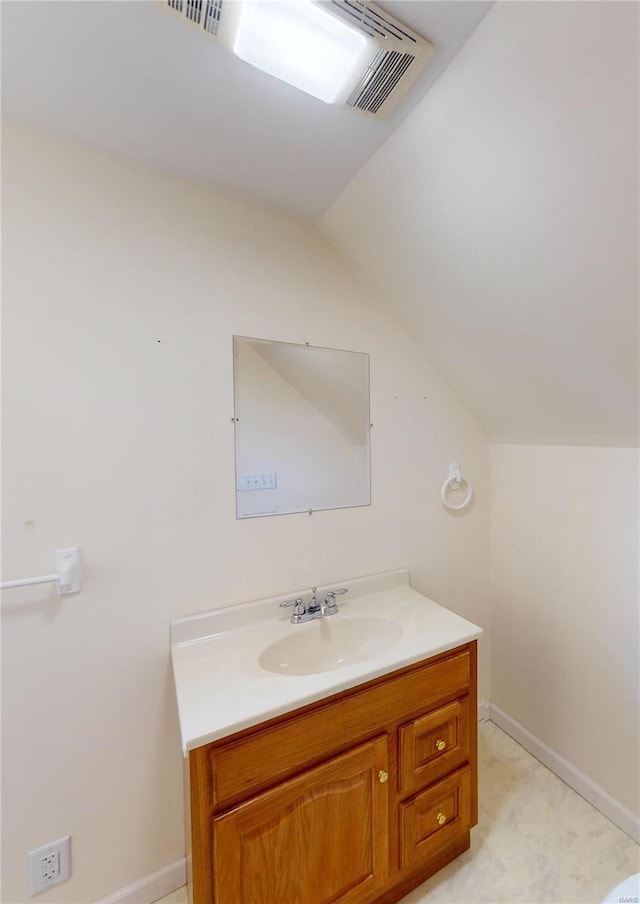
[
  {"left": 329, "top": 0, "right": 432, "bottom": 117},
  {"left": 347, "top": 49, "right": 414, "bottom": 115},
  {"left": 167, "top": 0, "right": 223, "bottom": 36},
  {"left": 164, "top": 0, "right": 432, "bottom": 119},
  {"left": 330, "top": 0, "right": 419, "bottom": 45}
]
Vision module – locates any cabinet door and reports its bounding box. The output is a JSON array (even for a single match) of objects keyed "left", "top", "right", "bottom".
[{"left": 212, "top": 736, "right": 389, "bottom": 904}]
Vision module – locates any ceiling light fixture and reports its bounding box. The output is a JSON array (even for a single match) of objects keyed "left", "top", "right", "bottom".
[
  {"left": 166, "top": 0, "right": 434, "bottom": 119},
  {"left": 230, "top": 1, "right": 371, "bottom": 104}
]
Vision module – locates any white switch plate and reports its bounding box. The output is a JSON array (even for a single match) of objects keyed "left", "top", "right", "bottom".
[
  {"left": 237, "top": 473, "right": 277, "bottom": 491},
  {"left": 28, "top": 836, "right": 71, "bottom": 896}
]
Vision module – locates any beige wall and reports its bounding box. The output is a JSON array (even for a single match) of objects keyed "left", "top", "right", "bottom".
[
  {"left": 1, "top": 123, "right": 490, "bottom": 903},
  {"left": 491, "top": 445, "right": 639, "bottom": 816}
]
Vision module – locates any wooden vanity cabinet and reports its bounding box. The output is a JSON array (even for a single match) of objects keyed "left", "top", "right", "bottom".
[{"left": 186, "top": 640, "right": 477, "bottom": 904}]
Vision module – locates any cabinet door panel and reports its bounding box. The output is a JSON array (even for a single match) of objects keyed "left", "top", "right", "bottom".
[{"left": 213, "top": 737, "right": 389, "bottom": 904}]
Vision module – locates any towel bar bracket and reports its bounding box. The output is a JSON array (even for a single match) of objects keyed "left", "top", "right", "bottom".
[{"left": 0, "top": 547, "right": 82, "bottom": 595}]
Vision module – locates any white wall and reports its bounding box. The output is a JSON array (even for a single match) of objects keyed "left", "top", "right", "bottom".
[
  {"left": 1, "top": 123, "right": 489, "bottom": 904},
  {"left": 322, "top": 0, "right": 639, "bottom": 446},
  {"left": 491, "top": 445, "right": 639, "bottom": 817}
]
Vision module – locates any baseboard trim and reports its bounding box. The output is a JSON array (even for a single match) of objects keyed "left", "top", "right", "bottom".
[
  {"left": 96, "top": 857, "right": 186, "bottom": 904},
  {"left": 489, "top": 703, "right": 640, "bottom": 844},
  {"left": 477, "top": 699, "right": 490, "bottom": 721}
]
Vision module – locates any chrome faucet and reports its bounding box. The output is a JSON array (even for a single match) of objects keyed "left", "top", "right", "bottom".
[
  {"left": 308, "top": 586, "right": 322, "bottom": 617},
  {"left": 279, "top": 586, "right": 348, "bottom": 624}
]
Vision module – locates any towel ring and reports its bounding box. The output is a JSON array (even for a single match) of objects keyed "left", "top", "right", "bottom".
[{"left": 441, "top": 464, "right": 473, "bottom": 512}]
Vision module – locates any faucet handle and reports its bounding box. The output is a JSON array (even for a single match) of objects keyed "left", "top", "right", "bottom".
[
  {"left": 279, "top": 597, "right": 305, "bottom": 615},
  {"left": 324, "top": 587, "right": 348, "bottom": 614}
]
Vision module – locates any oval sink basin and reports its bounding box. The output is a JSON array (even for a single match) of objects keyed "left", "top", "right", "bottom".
[{"left": 259, "top": 615, "right": 403, "bottom": 676}]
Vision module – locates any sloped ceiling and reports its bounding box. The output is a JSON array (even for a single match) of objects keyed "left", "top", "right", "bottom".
[
  {"left": 323, "top": 1, "right": 639, "bottom": 446},
  {"left": 0, "top": 0, "right": 492, "bottom": 218}
]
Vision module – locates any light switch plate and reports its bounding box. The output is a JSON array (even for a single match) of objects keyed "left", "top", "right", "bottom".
[{"left": 237, "top": 472, "right": 277, "bottom": 491}]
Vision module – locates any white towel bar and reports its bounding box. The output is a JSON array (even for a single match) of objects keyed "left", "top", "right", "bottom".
[{"left": 0, "top": 548, "right": 82, "bottom": 595}]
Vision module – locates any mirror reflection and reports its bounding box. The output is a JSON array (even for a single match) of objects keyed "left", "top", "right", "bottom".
[{"left": 233, "top": 337, "right": 371, "bottom": 518}]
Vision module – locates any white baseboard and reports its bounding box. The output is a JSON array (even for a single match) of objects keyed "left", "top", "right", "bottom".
[
  {"left": 489, "top": 703, "right": 640, "bottom": 844},
  {"left": 97, "top": 857, "right": 186, "bottom": 904},
  {"left": 477, "top": 699, "right": 490, "bottom": 721}
]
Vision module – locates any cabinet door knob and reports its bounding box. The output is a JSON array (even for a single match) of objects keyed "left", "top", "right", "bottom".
[
  {"left": 435, "top": 738, "right": 446, "bottom": 751},
  {"left": 436, "top": 812, "right": 447, "bottom": 826},
  {"left": 378, "top": 770, "right": 389, "bottom": 784}
]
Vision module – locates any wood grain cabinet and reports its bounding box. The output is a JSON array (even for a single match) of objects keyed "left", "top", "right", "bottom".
[{"left": 186, "top": 641, "right": 477, "bottom": 904}]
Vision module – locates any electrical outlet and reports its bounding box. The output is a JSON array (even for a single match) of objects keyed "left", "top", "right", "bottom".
[
  {"left": 40, "top": 851, "right": 59, "bottom": 881},
  {"left": 28, "top": 836, "right": 71, "bottom": 896}
]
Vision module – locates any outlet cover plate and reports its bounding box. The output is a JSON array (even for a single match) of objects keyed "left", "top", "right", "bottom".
[{"left": 28, "top": 835, "right": 71, "bottom": 896}]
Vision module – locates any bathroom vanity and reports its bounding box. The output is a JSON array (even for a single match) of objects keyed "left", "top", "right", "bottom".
[{"left": 171, "top": 570, "right": 482, "bottom": 904}]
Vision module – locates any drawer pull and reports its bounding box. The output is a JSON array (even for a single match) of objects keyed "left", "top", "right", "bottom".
[
  {"left": 435, "top": 738, "right": 446, "bottom": 751},
  {"left": 436, "top": 811, "right": 447, "bottom": 826},
  {"left": 378, "top": 770, "right": 389, "bottom": 784}
]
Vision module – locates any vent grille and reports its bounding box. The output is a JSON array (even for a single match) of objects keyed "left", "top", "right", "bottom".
[
  {"left": 167, "top": 0, "right": 223, "bottom": 35},
  {"left": 347, "top": 49, "right": 414, "bottom": 114},
  {"left": 330, "top": 0, "right": 417, "bottom": 44}
]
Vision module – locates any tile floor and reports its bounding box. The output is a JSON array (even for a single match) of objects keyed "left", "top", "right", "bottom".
[{"left": 157, "top": 721, "right": 639, "bottom": 904}]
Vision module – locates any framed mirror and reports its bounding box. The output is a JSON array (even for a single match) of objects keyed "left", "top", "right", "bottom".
[{"left": 233, "top": 337, "right": 371, "bottom": 518}]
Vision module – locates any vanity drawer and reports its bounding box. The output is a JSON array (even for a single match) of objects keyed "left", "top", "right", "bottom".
[
  {"left": 207, "top": 649, "right": 471, "bottom": 811},
  {"left": 399, "top": 697, "right": 470, "bottom": 796},
  {"left": 399, "top": 765, "right": 471, "bottom": 870}
]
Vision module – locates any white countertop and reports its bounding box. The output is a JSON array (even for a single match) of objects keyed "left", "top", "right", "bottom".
[{"left": 171, "top": 569, "right": 483, "bottom": 754}]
